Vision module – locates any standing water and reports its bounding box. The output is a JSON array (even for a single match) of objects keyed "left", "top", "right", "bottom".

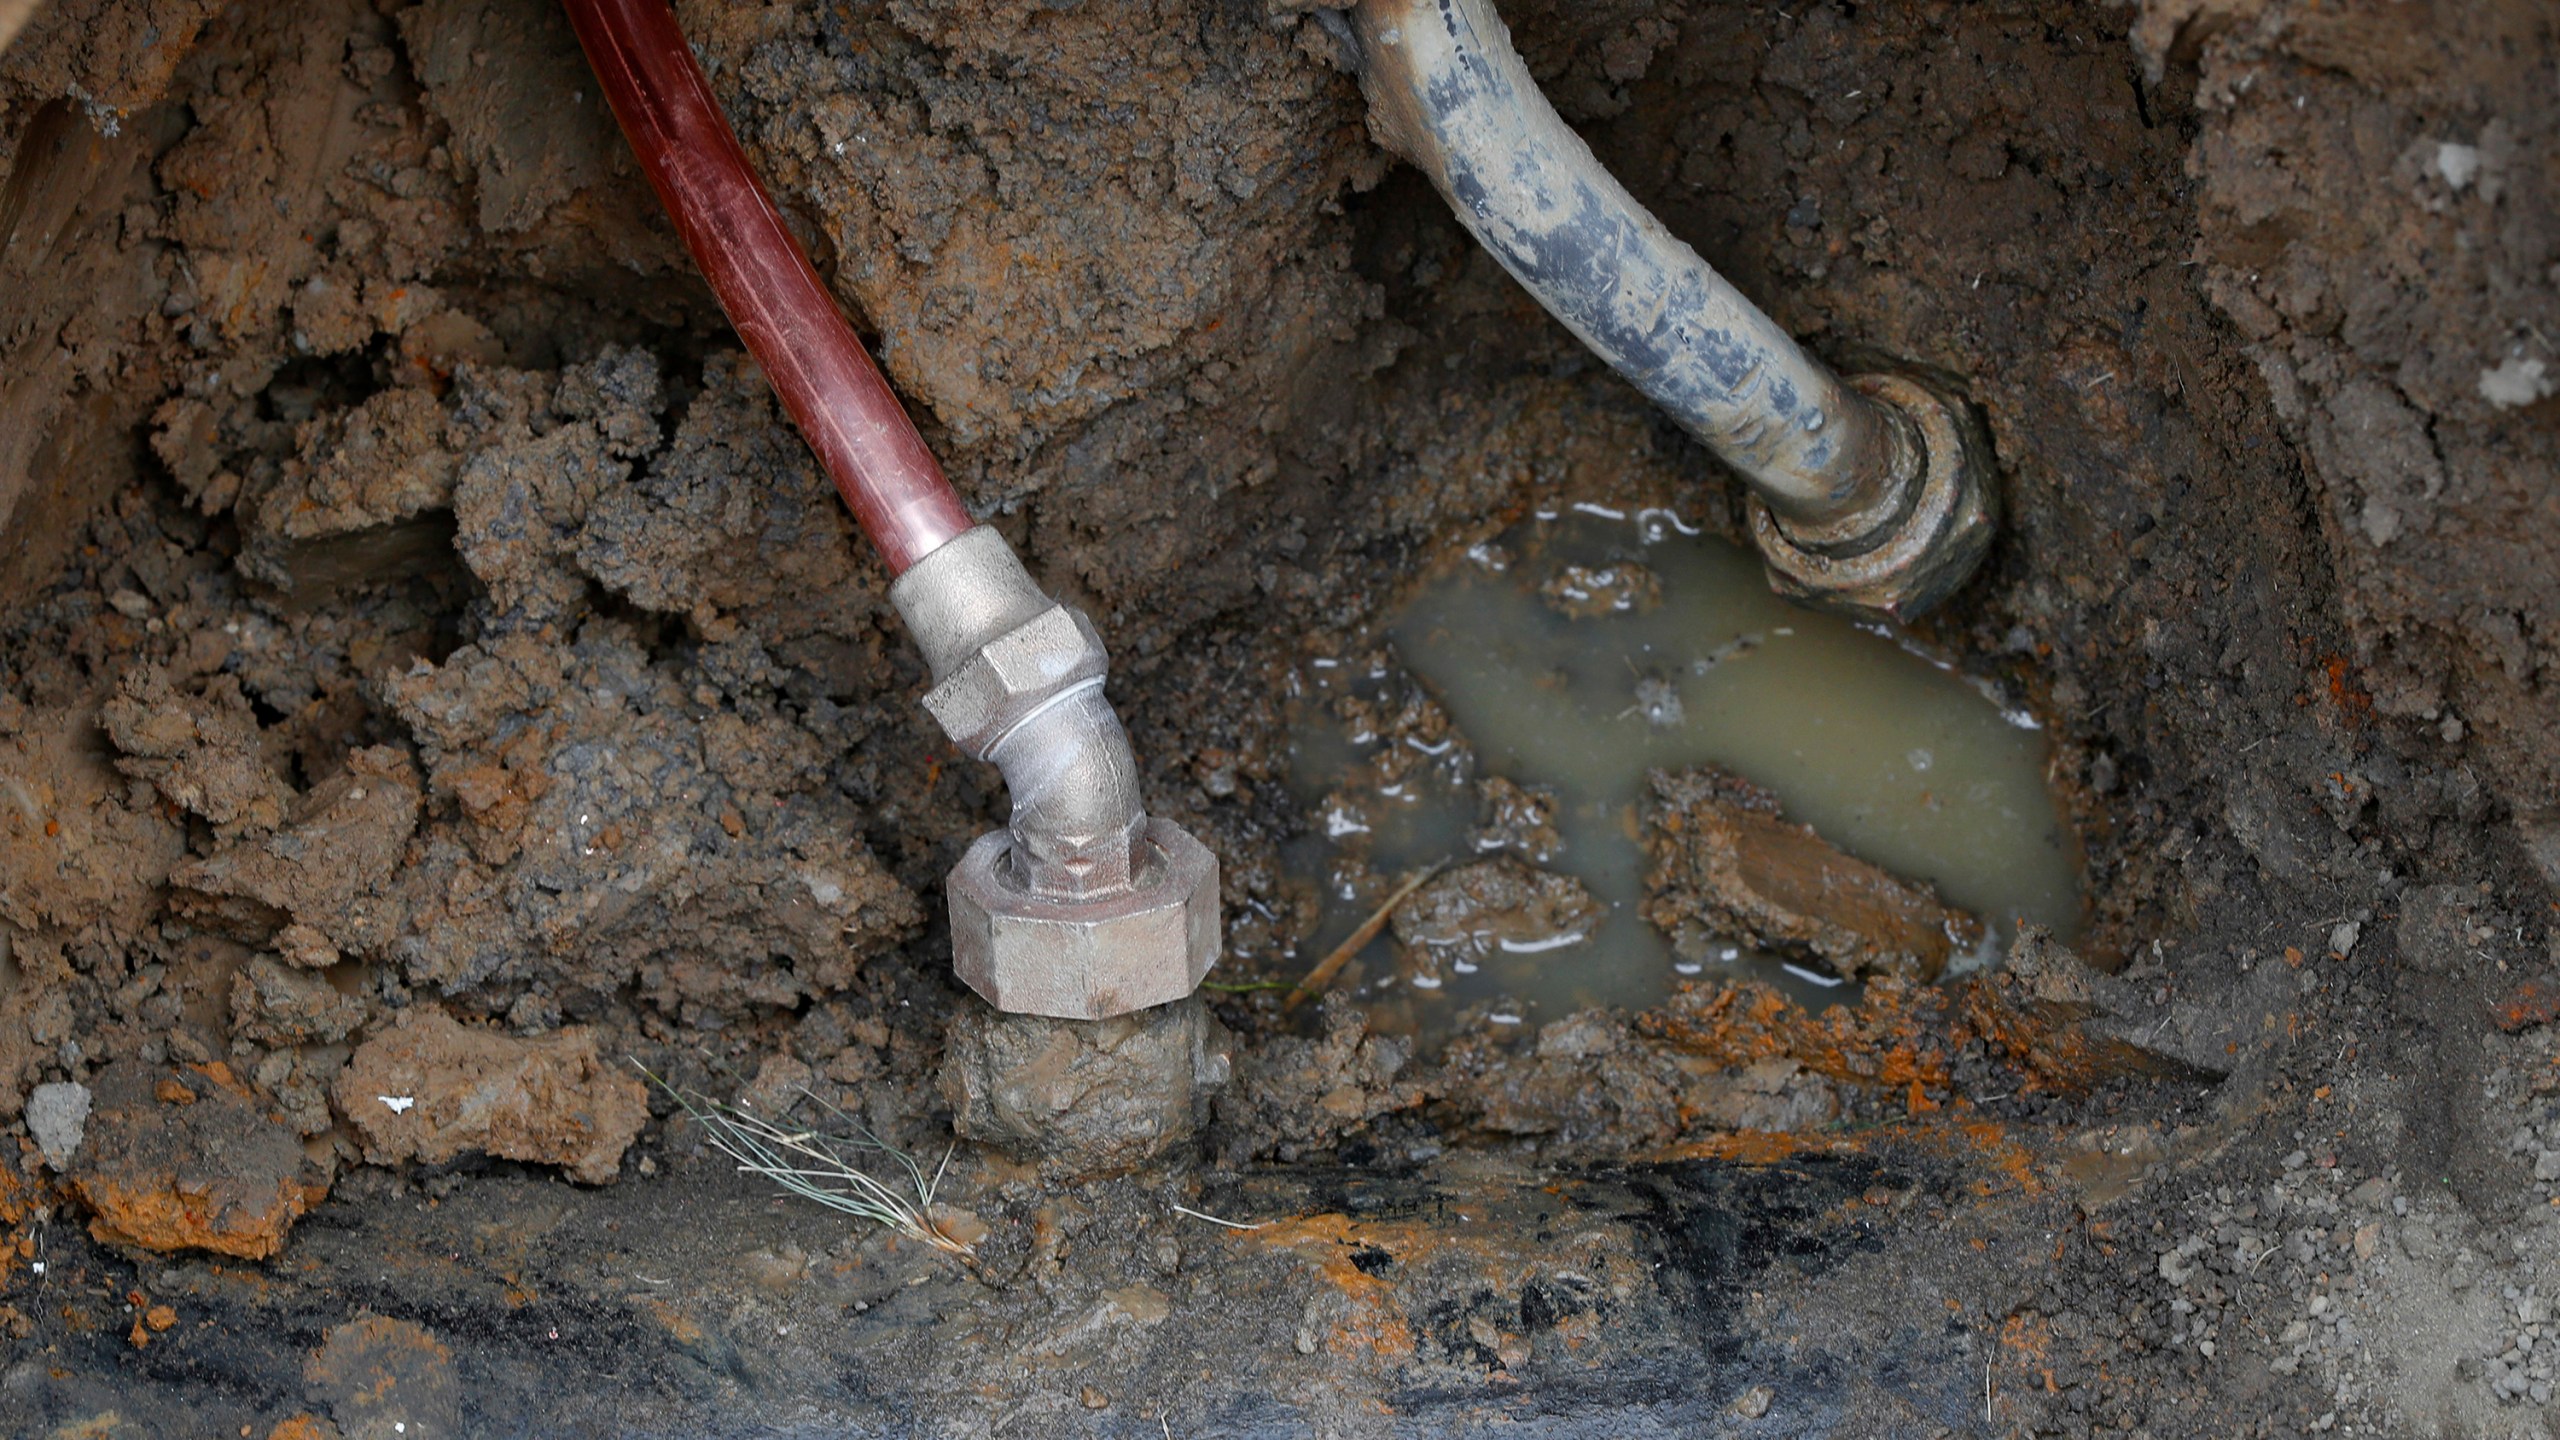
[{"left": 1279, "top": 511, "right": 2082, "bottom": 1044}]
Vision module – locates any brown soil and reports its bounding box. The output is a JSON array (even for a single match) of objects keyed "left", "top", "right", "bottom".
[{"left": 0, "top": 0, "right": 2555, "bottom": 1434}]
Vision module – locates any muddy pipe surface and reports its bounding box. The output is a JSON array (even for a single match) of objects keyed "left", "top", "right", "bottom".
[
  {"left": 562, "top": 0, "right": 971, "bottom": 574},
  {"left": 1349, "top": 0, "right": 1911, "bottom": 540}
]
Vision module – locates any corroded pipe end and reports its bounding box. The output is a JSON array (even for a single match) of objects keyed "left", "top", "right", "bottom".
[{"left": 1748, "top": 373, "right": 1998, "bottom": 624}]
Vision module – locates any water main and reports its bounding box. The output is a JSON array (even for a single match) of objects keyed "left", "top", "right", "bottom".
[
  {"left": 1347, "top": 0, "right": 1997, "bottom": 621},
  {"left": 563, "top": 0, "right": 1218, "bottom": 1020}
]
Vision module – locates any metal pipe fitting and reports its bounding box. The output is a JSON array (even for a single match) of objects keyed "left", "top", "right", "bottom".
[
  {"left": 1348, "top": 0, "right": 1996, "bottom": 621},
  {"left": 572, "top": 0, "right": 1218, "bottom": 1018},
  {"left": 891, "top": 527, "right": 1220, "bottom": 1019}
]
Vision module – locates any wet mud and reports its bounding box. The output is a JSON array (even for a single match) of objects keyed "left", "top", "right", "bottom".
[{"left": 0, "top": 0, "right": 2556, "bottom": 1434}]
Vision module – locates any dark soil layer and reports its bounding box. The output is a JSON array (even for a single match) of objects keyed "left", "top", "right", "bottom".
[{"left": 0, "top": 0, "right": 2554, "bottom": 1434}]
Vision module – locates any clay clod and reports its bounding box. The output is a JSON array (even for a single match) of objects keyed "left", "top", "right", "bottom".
[
  {"left": 332, "top": 1006, "right": 648, "bottom": 1184},
  {"left": 68, "top": 1059, "right": 330, "bottom": 1260},
  {"left": 1640, "top": 765, "right": 1982, "bottom": 982}
]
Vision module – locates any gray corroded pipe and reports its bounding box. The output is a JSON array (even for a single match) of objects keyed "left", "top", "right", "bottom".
[
  {"left": 890, "top": 527, "right": 1219, "bottom": 1019},
  {"left": 1348, "top": 0, "right": 1996, "bottom": 620}
]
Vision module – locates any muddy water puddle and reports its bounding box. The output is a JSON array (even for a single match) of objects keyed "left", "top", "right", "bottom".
[{"left": 1278, "top": 510, "right": 2083, "bottom": 1045}]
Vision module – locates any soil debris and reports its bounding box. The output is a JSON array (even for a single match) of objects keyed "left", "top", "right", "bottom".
[
  {"left": 1389, "top": 856, "right": 1603, "bottom": 983},
  {"left": 1641, "top": 765, "right": 1981, "bottom": 982},
  {"left": 1537, "top": 559, "right": 1662, "bottom": 618},
  {"left": 331, "top": 1005, "right": 647, "bottom": 1185},
  {"left": 305, "top": 1315, "right": 461, "bottom": 1440},
  {"left": 100, "top": 667, "right": 291, "bottom": 839},
  {"left": 941, "top": 995, "right": 1232, "bottom": 1179},
  {"left": 67, "top": 1059, "right": 329, "bottom": 1259}
]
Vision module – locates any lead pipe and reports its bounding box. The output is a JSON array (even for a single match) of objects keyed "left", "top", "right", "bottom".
[{"left": 1348, "top": 0, "right": 1997, "bottom": 612}]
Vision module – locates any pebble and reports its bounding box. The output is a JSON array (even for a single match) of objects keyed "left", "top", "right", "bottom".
[{"left": 25, "top": 1082, "right": 90, "bottom": 1169}]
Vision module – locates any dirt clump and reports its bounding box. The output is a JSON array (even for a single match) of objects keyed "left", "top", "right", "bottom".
[
  {"left": 331, "top": 1005, "right": 647, "bottom": 1185},
  {"left": 169, "top": 746, "right": 422, "bottom": 948},
  {"left": 940, "top": 995, "right": 1232, "bottom": 1178},
  {"left": 304, "top": 1314, "right": 461, "bottom": 1440},
  {"left": 330, "top": 999, "right": 645, "bottom": 1178},
  {"left": 67, "top": 1058, "right": 329, "bottom": 1259},
  {"left": 1217, "top": 994, "right": 1428, "bottom": 1164},
  {"left": 99, "top": 668, "right": 291, "bottom": 839},
  {"left": 1388, "top": 856, "right": 1601, "bottom": 985},
  {"left": 1641, "top": 765, "right": 1983, "bottom": 982}
]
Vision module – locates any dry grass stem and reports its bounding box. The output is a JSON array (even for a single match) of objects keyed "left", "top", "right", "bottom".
[
  {"left": 634, "top": 1063, "right": 975, "bottom": 1258},
  {"left": 1170, "top": 1203, "right": 1268, "bottom": 1232},
  {"left": 1285, "top": 859, "right": 1447, "bottom": 1009}
]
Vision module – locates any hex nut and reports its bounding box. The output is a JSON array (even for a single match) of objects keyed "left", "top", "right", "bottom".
[
  {"left": 1749, "top": 372, "right": 1998, "bottom": 624},
  {"left": 948, "top": 817, "right": 1220, "bottom": 1020},
  {"left": 921, "top": 603, "right": 1109, "bottom": 758}
]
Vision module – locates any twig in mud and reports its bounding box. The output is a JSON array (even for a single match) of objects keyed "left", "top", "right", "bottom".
[
  {"left": 1171, "top": 1203, "right": 1269, "bottom": 1232},
  {"left": 1199, "top": 979, "right": 1292, "bottom": 995},
  {"left": 632, "top": 1063, "right": 975, "bottom": 1259},
  {"left": 1285, "top": 859, "right": 1447, "bottom": 1010}
]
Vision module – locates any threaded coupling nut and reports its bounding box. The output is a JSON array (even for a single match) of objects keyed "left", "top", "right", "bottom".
[{"left": 1748, "top": 373, "right": 1998, "bottom": 624}]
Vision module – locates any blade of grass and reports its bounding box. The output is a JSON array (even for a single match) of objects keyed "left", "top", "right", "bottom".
[{"left": 630, "top": 1062, "right": 975, "bottom": 1258}]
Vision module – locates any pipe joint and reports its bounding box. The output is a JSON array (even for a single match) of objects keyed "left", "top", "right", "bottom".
[
  {"left": 1351, "top": 0, "right": 1999, "bottom": 623},
  {"left": 891, "top": 527, "right": 1221, "bottom": 1019},
  {"left": 1749, "top": 373, "right": 1998, "bottom": 623}
]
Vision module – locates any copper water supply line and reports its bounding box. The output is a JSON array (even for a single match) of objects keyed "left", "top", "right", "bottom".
[
  {"left": 560, "top": 0, "right": 969, "bottom": 575},
  {"left": 562, "top": 0, "right": 1221, "bottom": 1021}
]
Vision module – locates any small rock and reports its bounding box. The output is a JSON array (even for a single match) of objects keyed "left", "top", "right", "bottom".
[
  {"left": 1734, "top": 1384, "right": 1775, "bottom": 1419},
  {"left": 2329, "top": 920, "right": 2361, "bottom": 957},
  {"left": 1081, "top": 1386, "right": 1109, "bottom": 1410},
  {"left": 25, "top": 1081, "right": 91, "bottom": 1169}
]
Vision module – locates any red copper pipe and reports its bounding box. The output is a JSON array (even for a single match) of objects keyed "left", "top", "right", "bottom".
[{"left": 562, "top": 0, "right": 972, "bottom": 575}]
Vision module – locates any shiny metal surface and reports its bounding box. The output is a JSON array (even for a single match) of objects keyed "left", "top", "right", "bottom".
[{"left": 892, "top": 526, "right": 1220, "bottom": 1017}]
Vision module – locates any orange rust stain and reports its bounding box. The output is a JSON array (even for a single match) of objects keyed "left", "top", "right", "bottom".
[
  {"left": 266, "top": 1417, "right": 334, "bottom": 1440},
  {"left": 2494, "top": 976, "right": 2560, "bottom": 1033},
  {"left": 0, "top": 1157, "right": 38, "bottom": 1229},
  {"left": 189, "top": 1061, "right": 254, "bottom": 1100},
  {"left": 1249, "top": 1214, "right": 1419, "bottom": 1360},
  {"left": 1640, "top": 977, "right": 1954, "bottom": 1091},
  {"left": 76, "top": 1175, "right": 327, "bottom": 1261},
  {"left": 2323, "top": 655, "right": 2371, "bottom": 723},
  {"left": 642, "top": 1297, "right": 703, "bottom": 1346},
  {"left": 1649, "top": 1129, "right": 1857, "bottom": 1165},
  {"left": 1648, "top": 1113, "right": 2045, "bottom": 1200},
  {"left": 501, "top": 1271, "right": 538, "bottom": 1308}
]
